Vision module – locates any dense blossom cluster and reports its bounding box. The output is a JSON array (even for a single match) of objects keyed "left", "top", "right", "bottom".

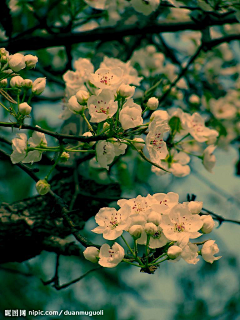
[{"left": 84, "top": 192, "right": 221, "bottom": 269}]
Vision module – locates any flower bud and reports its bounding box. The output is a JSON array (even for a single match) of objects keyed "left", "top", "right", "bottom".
[
  {"left": 188, "top": 201, "right": 203, "bottom": 214},
  {"left": 36, "top": 179, "right": 50, "bottom": 195},
  {"left": 200, "top": 215, "right": 215, "bottom": 234},
  {"left": 68, "top": 95, "right": 85, "bottom": 114},
  {"left": 19, "top": 102, "right": 32, "bottom": 115},
  {"left": 132, "top": 138, "right": 145, "bottom": 151},
  {"left": 147, "top": 97, "right": 159, "bottom": 110},
  {"left": 189, "top": 94, "right": 200, "bottom": 104},
  {"left": 22, "top": 79, "right": 33, "bottom": 88},
  {"left": 103, "top": 122, "right": 110, "bottom": 131},
  {"left": 10, "top": 76, "right": 24, "bottom": 88},
  {"left": 83, "top": 247, "right": 99, "bottom": 263},
  {"left": 24, "top": 54, "right": 38, "bottom": 69},
  {"left": 32, "top": 77, "right": 46, "bottom": 95},
  {"left": 129, "top": 225, "right": 143, "bottom": 239},
  {"left": 201, "top": 240, "right": 221, "bottom": 264},
  {"left": 147, "top": 211, "right": 161, "bottom": 226},
  {"left": 8, "top": 53, "right": 26, "bottom": 72},
  {"left": 167, "top": 246, "right": 182, "bottom": 259},
  {"left": 118, "top": 84, "right": 135, "bottom": 98},
  {"left": 144, "top": 222, "right": 158, "bottom": 236},
  {"left": 83, "top": 131, "right": 95, "bottom": 146},
  {"left": 0, "top": 79, "right": 7, "bottom": 87},
  {"left": 76, "top": 89, "right": 89, "bottom": 104},
  {"left": 60, "top": 152, "right": 70, "bottom": 162},
  {"left": 0, "top": 48, "right": 9, "bottom": 63}
]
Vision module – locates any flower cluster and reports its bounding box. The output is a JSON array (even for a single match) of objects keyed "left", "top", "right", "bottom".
[
  {"left": 83, "top": 192, "right": 221, "bottom": 270},
  {"left": 0, "top": 48, "right": 46, "bottom": 120},
  {"left": 60, "top": 53, "right": 219, "bottom": 176}
]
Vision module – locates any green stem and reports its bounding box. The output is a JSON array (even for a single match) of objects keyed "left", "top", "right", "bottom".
[
  {"left": 145, "top": 235, "right": 150, "bottom": 265},
  {"left": 65, "top": 149, "right": 95, "bottom": 153},
  {"left": 45, "top": 154, "right": 61, "bottom": 181},
  {"left": 174, "top": 133, "right": 190, "bottom": 145},
  {"left": 149, "top": 256, "right": 169, "bottom": 266},
  {"left": 121, "top": 235, "right": 144, "bottom": 267},
  {"left": 81, "top": 112, "right": 94, "bottom": 133},
  {"left": 122, "top": 259, "right": 142, "bottom": 267},
  {"left": 150, "top": 253, "right": 167, "bottom": 265},
  {"left": 0, "top": 101, "right": 10, "bottom": 112}
]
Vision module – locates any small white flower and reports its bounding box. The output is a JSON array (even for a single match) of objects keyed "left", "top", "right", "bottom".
[
  {"left": 10, "top": 133, "right": 27, "bottom": 164},
  {"left": 89, "top": 67, "right": 123, "bottom": 90},
  {"left": 83, "top": 247, "right": 99, "bottom": 263},
  {"left": 129, "top": 225, "right": 143, "bottom": 239},
  {"left": 22, "top": 79, "right": 33, "bottom": 88},
  {"left": 98, "top": 243, "right": 125, "bottom": 268},
  {"left": 167, "top": 245, "right": 182, "bottom": 260},
  {"left": 118, "top": 83, "right": 135, "bottom": 98},
  {"left": 117, "top": 195, "right": 151, "bottom": 217},
  {"left": 19, "top": 102, "right": 32, "bottom": 115},
  {"left": 119, "top": 99, "right": 143, "bottom": 130},
  {"left": 10, "top": 76, "right": 24, "bottom": 88},
  {"left": 32, "top": 77, "right": 46, "bottom": 95},
  {"left": 24, "top": 54, "right": 38, "bottom": 68},
  {"left": 88, "top": 89, "right": 118, "bottom": 123},
  {"left": 95, "top": 140, "right": 115, "bottom": 170},
  {"left": 201, "top": 215, "right": 215, "bottom": 234},
  {"left": 76, "top": 89, "right": 90, "bottom": 104},
  {"left": 182, "top": 112, "right": 219, "bottom": 143},
  {"left": 147, "top": 211, "right": 162, "bottom": 226},
  {"left": 201, "top": 240, "right": 221, "bottom": 263},
  {"left": 150, "top": 110, "right": 169, "bottom": 125},
  {"left": 188, "top": 201, "right": 203, "bottom": 214},
  {"left": 144, "top": 222, "right": 158, "bottom": 236},
  {"left": 146, "top": 121, "right": 169, "bottom": 162},
  {"left": 147, "top": 97, "right": 159, "bottom": 110},
  {"left": 180, "top": 242, "right": 199, "bottom": 264},
  {"left": 8, "top": 53, "right": 25, "bottom": 72},
  {"left": 68, "top": 95, "right": 85, "bottom": 114},
  {"left": 111, "top": 139, "right": 128, "bottom": 156},
  {"left": 92, "top": 207, "right": 130, "bottom": 240},
  {"left": 160, "top": 203, "right": 203, "bottom": 242},
  {"left": 203, "top": 145, "right": 216, "bottom": 173}
]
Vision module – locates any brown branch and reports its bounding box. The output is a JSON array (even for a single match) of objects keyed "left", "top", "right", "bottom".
[
  {"left": 2, "top": 15, "right": 238, "bottom": 51},
  {"left": 0, "top": 122, "right": 107, "bottom": 143}
]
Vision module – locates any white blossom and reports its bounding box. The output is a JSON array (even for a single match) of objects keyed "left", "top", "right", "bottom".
[
  {"left": 95, "top": 140, "right": 115, "bottom": 170},
  {"left": 68, "top": 95, "right": 85, "bottom": 114},
  {"left": 8, "top": 53, "right": 25, "bottom": 72},
  {"left": 32, "top": 78, "right": 46, "bottom": 95},
  {"left": 201, "top": 215, "right": 215, "bottom": 234},
  {"left": 147, "top": 97, "right": 159, "bottom": 110},
  {"left": 88, "top": 89, "right": 118, "bottom": 123},
  {"left": 188, "top": 201, "right": 203, "bottom": 214},
  {"left": 98, "top": 243, "right": 125, "bottom": 268},
  {"left": 146, "top": 121, "right": 169, "bottom": 162},
  {"left": 24, "top": 54, "right": 38, "bottom": 68},
  {"left": 119, "top": 99, "right": 143, "bottom": 130},
  {"left": 118, "top": 83, "right": 135, "bottom": 98},
  {"left": 89, "top": 67, "right": 123, "bottom": 90},
  {"left": 76, "top": 89, "right": 90, "bottom": 104},
  {"left": 83, "top": 247, "right": 99, "bottom": 263},
  {"left": 203, "top": 145, "right": 216, "bottom": 173},
  {"left": 19, "top": 102, "right": 32, "bottom": 115},
  {"left": 10, "top": 76, "right": 24, "bottom": 88},
  {"left": 160, "top": 203, "right": 203, "bottom": 242},
  {"left": 167, "top": 245, "right": 182, "bottom": 260},
  {"left": 201, "top": 240, "right": 221, "bottom": 263},
  {"left": 129, "top": 225, "right": 143, "bottom": 239}
]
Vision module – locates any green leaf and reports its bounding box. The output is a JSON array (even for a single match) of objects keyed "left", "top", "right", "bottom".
[{"left": 168, "top": 116, "right": 182, "bottom": 134}]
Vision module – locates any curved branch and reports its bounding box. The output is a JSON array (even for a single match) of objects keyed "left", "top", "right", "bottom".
[{"left": 2, "top": 15, "right": 238, "bottom": 51}]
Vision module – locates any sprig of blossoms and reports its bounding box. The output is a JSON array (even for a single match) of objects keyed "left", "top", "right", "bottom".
[{"left": 84, "top": 192, "right": 221, "bottom": 271}]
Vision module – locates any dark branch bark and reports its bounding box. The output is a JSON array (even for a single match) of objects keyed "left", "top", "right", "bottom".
[{"left": 2, "top": 15, "right": 238, "bottom": 51}]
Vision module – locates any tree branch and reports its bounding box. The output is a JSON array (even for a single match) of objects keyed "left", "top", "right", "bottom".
[{"left": 2, "top": 15, "right": 238, "bottom": 51}]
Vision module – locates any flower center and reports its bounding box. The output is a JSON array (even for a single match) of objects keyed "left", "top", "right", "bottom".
[{"left": 174, "top": 223, "right": 185, "bottom": 232}]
